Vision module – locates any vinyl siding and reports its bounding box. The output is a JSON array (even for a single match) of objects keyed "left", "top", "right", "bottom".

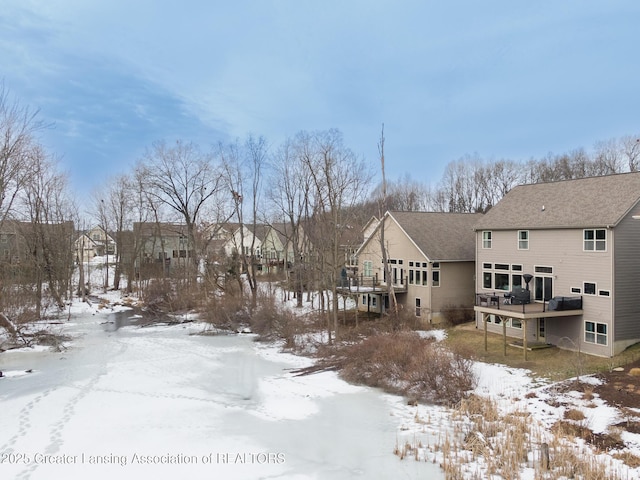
[
  {"left": 613, "top": 206, "right": 640, "bottom": 352},
  {"left": 476, "top": 227, "right": 615, "bottom": 356}
]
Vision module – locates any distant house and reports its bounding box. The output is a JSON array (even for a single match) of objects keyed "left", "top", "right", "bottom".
[
  {"left": 74, "top": 225, "right": 115, "bottom": 263},
  {"left": 353, "top": 211, "right": 482, "bottom": 323},
  {"left": 260, "top": 223, "right": 292, "bottom": 274},
  {"left": 473, "top": 172, "right": 640, "bottom": 357},
  {"left": 133, "top": 222, "right": 193, "bottom": 276}
]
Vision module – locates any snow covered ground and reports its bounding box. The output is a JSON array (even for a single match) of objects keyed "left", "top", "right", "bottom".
[
  {"left": 0, "top": 296, "right": 443, "bottom": 480},
  {"left": 1, "top": 259, "right": 639, "bottom": 479}
]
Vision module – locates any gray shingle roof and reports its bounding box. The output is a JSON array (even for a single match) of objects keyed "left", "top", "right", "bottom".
[
  {"left": 475, "top": 172, "right": 640, "bottom": 230},
  {"left": 389, "top": 211, "right": 483, "bottom": 262}
]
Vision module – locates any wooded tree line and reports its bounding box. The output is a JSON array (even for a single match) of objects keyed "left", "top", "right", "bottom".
[
  {"left": 2, "top": 85, "right": 639, "bottom": 332},
  {"left": 374, "top": 136, "right": 640, "bottom": 215}
]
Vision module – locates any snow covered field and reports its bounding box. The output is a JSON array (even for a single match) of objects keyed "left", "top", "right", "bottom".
[
  {"left": 1, "top": 269, "right": 640, "bottom": 479},
  {"left": 0, "top": 298, "right": 443, "bottom": 480}
]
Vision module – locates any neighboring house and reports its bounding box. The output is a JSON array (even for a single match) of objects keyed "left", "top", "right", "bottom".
[
  {"left": 218, "top": 224, "right": 263, "bottom": 274},
  {"left": 74, "top": 225, "right": 115, "bottom": 263},
  {"left": 261, "top": 223, "right": 291, "bottom": 274},
  {"left": 0, "top": 220, "right": 75, "bottom": 282},
  {"left": 353, "top": 211, "right": 482, "bottom": 323},
  {"left": 133, "top": 222, "right": 193, "bottom": 276},
  {"left": 473, "top": 172, "right": 640, "bottom": 357}
]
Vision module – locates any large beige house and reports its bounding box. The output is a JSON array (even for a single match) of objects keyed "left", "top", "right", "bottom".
[
  {"left": 474, "top": 172, "right": 640, "bottom": 357},
  {"left": 354, "top": 211, "right": 482, "bottom": 324}
]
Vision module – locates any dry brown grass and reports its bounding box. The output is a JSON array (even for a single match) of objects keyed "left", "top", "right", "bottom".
[
  {"left": 612, "top": 450, "right": 640, "bottom": 468},
  {"left": 445, "top": 323, "right": 640, "bottom": 381},
  {"left": 564, "top": 408, "right": 586, "bottom": 421},
  {"left": 407, "top": 395, "right": 631, "bottom": 479}
]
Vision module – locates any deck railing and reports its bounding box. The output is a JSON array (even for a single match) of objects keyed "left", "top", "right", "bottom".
[{"left": 475, "top": 292, "right": 583, "bottom": 314}]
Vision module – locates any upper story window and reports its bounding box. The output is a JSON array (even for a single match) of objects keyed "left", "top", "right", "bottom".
[
  {"left": 584, "top": 229, "right": 606, "bottom": 251},
  {"left": 432, "top": 262, "right": 440, "bottom": 287},
  {"left": 518, "top": 230, "right": 529, "bottom": 250},
  {"left": 482, "top": 231, "right": 492, "bottom": 249},
  {"left": 363, "top": 260, "right": 373, "bottom": 277}
]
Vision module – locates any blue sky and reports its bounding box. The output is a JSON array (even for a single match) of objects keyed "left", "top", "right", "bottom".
[{"left": 2, "top": 1, "right": 640, "bottom": 198}]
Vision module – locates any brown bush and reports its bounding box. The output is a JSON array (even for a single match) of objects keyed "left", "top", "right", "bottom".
[
  {"left": 339, "top": 331, "right": 476, "bottom": 405},
  {"left": 441, "top": 304, "right": 475, "bottom": 327},
  {"left": 250, "top": 293, "right": 300, "bottom": 348}
]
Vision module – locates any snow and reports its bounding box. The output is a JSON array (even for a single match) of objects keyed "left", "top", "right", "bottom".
[
  {"left": 1, "top": 263, "right": 640, "bottom": 479},
  {"left": 0, "top": 293, "right": 441, "bottom": 479}
]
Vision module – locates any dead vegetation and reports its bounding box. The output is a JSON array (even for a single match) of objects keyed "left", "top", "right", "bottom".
[{"left": 399, "top": 394, "right": 632, "bottom": 479}]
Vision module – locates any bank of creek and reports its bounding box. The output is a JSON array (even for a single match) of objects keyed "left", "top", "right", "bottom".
[{"left": 0, "top": 304, "right": 444, "bottom": 479}]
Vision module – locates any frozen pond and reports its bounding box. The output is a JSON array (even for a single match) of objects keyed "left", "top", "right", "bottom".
[{"left": 0, "top": 312, "right": 443, "bottom": 479}]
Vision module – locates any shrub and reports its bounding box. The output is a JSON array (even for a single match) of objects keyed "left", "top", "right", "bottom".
[
  {"left": 339, "top": 331, "right": 476, "bottom": 405},
  {"left": 441, "top": 304, "right": 474, "bottom": 327}
]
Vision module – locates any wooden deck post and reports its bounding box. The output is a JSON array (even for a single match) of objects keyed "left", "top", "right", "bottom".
[
  {"left": 484, "top": 313, "right": 488, "bottom": 352},
  {"left": 523, "top": 318, "right": 528, "bottom": 361},
  {"left": 502, "top": 316, "right": 507, "bottom": 357}
]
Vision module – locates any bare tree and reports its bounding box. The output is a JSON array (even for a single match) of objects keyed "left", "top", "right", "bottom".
[
  {"left": 302, "top": 129, "right": 372, "bottom": 342},
  {"left": 377, "top": 125, "right": 398, "bottom": 318},
  {"left": 620, "top": 135, "right": 640, "bottom": 172},
  {"left": 268, "top": 133, "right": 317, "bottom": 307},
  {"left": 0, "top": 84, "right": 45, "bottom": 226},
  {"left": 593, "top": 138, "right": 624, "bottom": 175},
  {"left": 18, "top": 148, "right": 75, "bottom": 315},
  {"left": 220, "top": 135, "right": 268, "bottom": 309},
  {"left": 136, "top": 140, "right": 225, "bottom": 283}
]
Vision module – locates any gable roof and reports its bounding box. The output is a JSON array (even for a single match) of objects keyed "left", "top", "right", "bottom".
[
  {"left": 475, "top": 172, "right": 640, "bottom": 230},
  {"left": 370, "top": 211, "right": 482, "bottom": 262}
]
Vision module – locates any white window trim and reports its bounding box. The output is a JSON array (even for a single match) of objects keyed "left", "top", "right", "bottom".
[
  {"left": 517, "top": 230, "right": 529, "bottom": 250},
  {"left": 482, "top": 231, "right": 492, "bottom": 249},
  {"left": 583, "top": 281, "right": 597, "bottom": 296},
  {"left": 585, "top": 320, "right": 608, "bottom": 346},
  {"left": 583, "top": 228, "right": 607, "bottom": 252}
]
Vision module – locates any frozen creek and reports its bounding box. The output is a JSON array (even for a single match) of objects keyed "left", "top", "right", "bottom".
[{"left": 0, "top": 310, "right": 443, "bottom": 479}]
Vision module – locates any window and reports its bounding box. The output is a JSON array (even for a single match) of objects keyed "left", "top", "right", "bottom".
[
  {"left": 535, "top": 266, "right": 553, "bottom": 274},
  {"left": 599, "top": 290, "right": 610, "bottom": 297},
  {"left": 510, "top": 318, "right": 522, "bottom": 329},
  {"left": 363, "top": 260, "right": 373, "bottom": 277},
  {"left": 483, "top": 272, "right": 492, "bottom": 289},
  {"left": 518, "top": 230, "right": 529, "bottom": 250},
  {"left": 409, "top": 270, "right": 414, "bottom": 285},
  {"left": 371, "top": 297, "right": 377, "bottom": 307},
  {"left": 482, "top": 231, "right": 492, "bottom": 249},
  {"left": 584, "top": 229, "right": 606, "bottom": 251},
  {"left": 432, "top": 270, "right": 440, "bottom": 287},
  {"left": 494, "top": 273, "right": 509, "bottom": 291},
  {"left": 584, "top": 282, "right": 596, "bottom": 295},
  {"left": 511, "top": 264, "right": 523, "bottom": 271},
  {"left": 362, "top": 295, "right": 367, "bottom": 305},
  {"left": 585, "top": 321, "right": 607, "bottom": 345},
  {"left": 415, "top": 298, "right": 421, "bottom": 317},
  {"left": 512, "top": 274, "right": 522, "bottom": 288},
  {"left": 483, "top": 263, "right": 492, "bottom": 269},
  {"left": 495, "top": 263, "right": 509, "bottom": 270},
  {"left": 422, "top": 270, "right": 428, "bottom": 286},
  {"left": 571, "top": 287, "right": 582, "bottom": 294}
]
